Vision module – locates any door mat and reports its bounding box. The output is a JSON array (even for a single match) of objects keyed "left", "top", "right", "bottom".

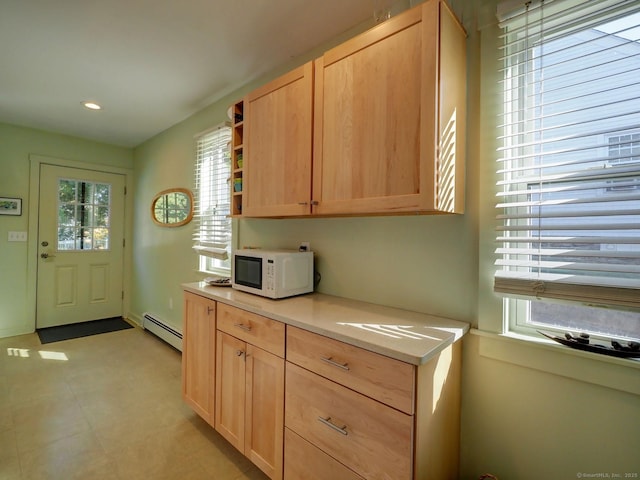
[{"left": 37, "top": 317, "right": 133, "bottom": 344}]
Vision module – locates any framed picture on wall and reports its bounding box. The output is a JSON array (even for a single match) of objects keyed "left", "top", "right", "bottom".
[{"left": 0, "top": 197, "right": 22, "bottom": 216}]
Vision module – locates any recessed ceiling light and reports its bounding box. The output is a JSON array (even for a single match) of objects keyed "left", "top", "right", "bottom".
[{"left": 82, "top": 101, "right": 102, "bottom": 110}]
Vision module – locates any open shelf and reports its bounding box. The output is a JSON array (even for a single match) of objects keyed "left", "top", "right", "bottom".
[{"left": 231, "top": 100, "right": 244, "bottom": 216}]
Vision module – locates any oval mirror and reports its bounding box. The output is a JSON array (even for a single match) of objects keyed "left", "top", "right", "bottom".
[{"left": 151, "top": 188, "right": 194, "bottom": 227}]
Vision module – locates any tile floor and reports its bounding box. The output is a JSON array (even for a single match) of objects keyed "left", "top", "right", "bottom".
[{"left": 0, "top": 324, "right": 268, "bottom": 480}]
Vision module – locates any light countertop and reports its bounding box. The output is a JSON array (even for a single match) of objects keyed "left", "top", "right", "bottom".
[{"left": 182, "top": 282, "right": 469, "bottom": 365}]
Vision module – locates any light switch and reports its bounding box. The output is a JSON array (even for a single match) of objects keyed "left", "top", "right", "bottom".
[{"left": 8, "top": 231, "right": 27, "bottom": 242}]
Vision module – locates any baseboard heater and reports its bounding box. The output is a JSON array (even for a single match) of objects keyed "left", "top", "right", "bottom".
[{"left": 142, "top": 312, "right": 183, "bottom": 352}]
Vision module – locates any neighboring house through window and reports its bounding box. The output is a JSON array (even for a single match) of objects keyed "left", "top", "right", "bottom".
[{"left": 607, "top": 132, "right": 640, "bottom": 191}]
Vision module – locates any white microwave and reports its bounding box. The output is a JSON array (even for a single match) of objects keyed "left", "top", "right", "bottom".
[{"left": 231, "top": 249, "right": 314, "bottom": 299}]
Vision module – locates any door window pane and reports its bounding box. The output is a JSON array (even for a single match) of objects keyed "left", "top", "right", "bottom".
[{"left": 57, "top": 179, "right": 111, "bottom": 251}]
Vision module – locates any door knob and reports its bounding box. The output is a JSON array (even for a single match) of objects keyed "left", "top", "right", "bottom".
[{"left": 40, "top": 253, "right": 56, "bottom": 259}]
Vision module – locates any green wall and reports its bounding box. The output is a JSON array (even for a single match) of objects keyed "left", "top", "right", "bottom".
[
  {"left": 130, "top": 108, "right": 226, "bottom": 328},
  {"left": 461, "top": 3, "right": 640, "bottom": 478},
  {"left": 0, "top": 122, "right": 132, "bottom": 337},
  {"left": 235, "top": 215, "right": 476, "bottom": 318}
]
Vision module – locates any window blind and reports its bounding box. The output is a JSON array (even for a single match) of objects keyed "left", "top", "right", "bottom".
[
  {"left": 494, "top": 0, "right": 640, "bottom": 309},
  {"left": 193, "top": 123, "right": 232, "bottom": 260}
]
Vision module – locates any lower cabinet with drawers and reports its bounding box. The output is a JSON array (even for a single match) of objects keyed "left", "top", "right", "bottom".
[
  {"left": 284, "top": 326, "right": 461, "bottom": 480},
  {"left": 215, "top": 302, "right": 285, "bottom": 480},
  {"left": 182, "top": 292, "right": 463, "bottom": 480}
]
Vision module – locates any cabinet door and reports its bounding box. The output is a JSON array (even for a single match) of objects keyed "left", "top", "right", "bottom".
[
  {"left": 313, "top": 0, "right": 465, "bottom": 215},
  {"left": 245, "top": 344, "right": 285, "bottom": 480},
  {"left": 243, "top": 62, "right": 314, "bottom": 217},
  {"left": 215, "top": 331, "right": 246, "bottom": 451},
  {"left": 182, "top": 293, "right": 216, "bottom": 425}
]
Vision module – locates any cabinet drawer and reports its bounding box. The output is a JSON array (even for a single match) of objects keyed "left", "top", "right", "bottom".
[
  {"left": 284, "top": 428, "right": 363, "bottom": 480},
  {"left": 217, "top": 303, "right": 285, "bottom": 357},
  {"left": 285, "top": 363, "right": 413, "bottom": 480},
  {"left": 286, "top": 326, "right": 415, "bottom": 414}
]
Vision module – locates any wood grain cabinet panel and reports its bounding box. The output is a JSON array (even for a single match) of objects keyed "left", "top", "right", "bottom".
[
  {"left": 285, "top": 362, "right": 413, "bottom": 480},
  {"left": 215, "top": 331, "right": 246, "bottom": 451},
  {"left": 215, "top": 304, "right": 286, "bottom": 480},
  {"left": 217, "top": 302, "right": 285, "bottom": 357},
  {"left": 243, "top": 62, "right": 314, "bottom": 217},
  {"left": 286, "top": 325, "right": 415, "bottom": 414},
  {"left": 284, "top": 428, "right": 364, "bottom": 480},
  {"left": 181, "top": 292, "right": 216, "bottom": 426},
  {"left": 245, "top": 344, "right": 285, "bottom": 479},
  {"left": 313, "top": 0, "right": 466, "bottom": 215}
]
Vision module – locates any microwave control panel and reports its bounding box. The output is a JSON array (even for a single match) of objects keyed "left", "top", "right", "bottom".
[{"left": 265, "top": 259, "right": 275, "bottom": 293}]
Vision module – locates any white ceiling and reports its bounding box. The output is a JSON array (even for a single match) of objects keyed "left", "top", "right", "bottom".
[{"left": 0, "top": 0, "right": 381, "bottom": 147}]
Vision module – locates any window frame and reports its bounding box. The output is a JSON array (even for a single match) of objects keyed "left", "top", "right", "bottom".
[
  {"left": 495, "top": 0, "right": 640, "bottom": 343},
  {"left": 193, "top": 123, "right": 233, "bottom": 277}
]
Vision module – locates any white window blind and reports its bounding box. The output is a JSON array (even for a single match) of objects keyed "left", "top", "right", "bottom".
[
  {"left": 495, "top": 0, "right": 640, "bottom": 309},
  {"left": 193, "top": 123, "right": 232, "bottom": 262}
]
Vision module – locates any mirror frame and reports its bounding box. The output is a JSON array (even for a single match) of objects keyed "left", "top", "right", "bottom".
[{"left": 151, "top": 188, "right": 194, "bottom": 227}]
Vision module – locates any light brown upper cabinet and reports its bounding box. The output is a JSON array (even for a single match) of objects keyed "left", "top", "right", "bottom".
[
  {"left": 239, "top": 0, "right": 466, "bottom": 218},
  {"left": 314, "top": 0, "right": 466, "bottom": 215},
  {"left": 243, "top": 63, "right": 314, "bottom": 217}
]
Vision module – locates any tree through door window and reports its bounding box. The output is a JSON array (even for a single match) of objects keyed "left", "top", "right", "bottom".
[{"left": 57, "top": 178, "right": 111, "bottom": 251}]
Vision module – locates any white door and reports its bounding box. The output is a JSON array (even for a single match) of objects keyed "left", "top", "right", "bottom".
[{"left": 36, "top": 164, "right": 126, "bottom": 328}]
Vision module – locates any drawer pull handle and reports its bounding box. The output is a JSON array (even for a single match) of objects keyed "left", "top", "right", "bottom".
[
  {"left": 317, "top": 416, "right": 348, "bottom": 436},
  {"left": 234, "top": 323, "right": 252, "bottom": 332},
  {"left": 321, "top": 356, "right": 350, "bottom": 371}
]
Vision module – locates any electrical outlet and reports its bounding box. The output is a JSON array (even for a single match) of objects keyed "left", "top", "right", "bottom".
[
  {"left": 299, "top": 241, "right": 310, "bottom": 252},
  {"left": 8, "top": 231, "right": 27, "bottom": 242}
]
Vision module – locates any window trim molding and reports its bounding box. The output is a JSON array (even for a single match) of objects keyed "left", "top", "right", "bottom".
[{"left": 472, "top": 328, "right": 640, "bottom": 396}]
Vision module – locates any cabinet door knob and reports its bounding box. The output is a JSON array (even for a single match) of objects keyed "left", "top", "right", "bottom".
[{"left": 311, "top": 201, "right": 319, "bottom": 206}]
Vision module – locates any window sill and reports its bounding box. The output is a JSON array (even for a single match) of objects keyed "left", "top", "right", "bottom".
[
  {"left": 471, "top": 328, "right": 640, "bottom": 396},
  {"left": 196, "top": 268, "right": 230, "bottom": 277}
]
